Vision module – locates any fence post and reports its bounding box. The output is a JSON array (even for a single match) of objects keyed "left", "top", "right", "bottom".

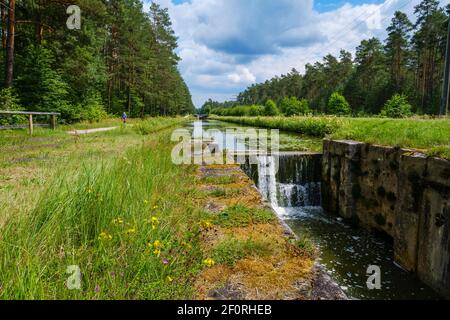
[
  {"left": 51, "top": 114, "right": 57, "bottom": 129},
  {"left": 28, "top": 114, "right": 33, "bottom": 136}
]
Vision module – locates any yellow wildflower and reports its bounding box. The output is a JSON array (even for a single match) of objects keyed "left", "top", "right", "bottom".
[
  {"left": 154, "top": 249, "right": 161, "bottom": 257},
  {"left": 167, "top": 276, "right": 173, "bottom": 282},
  {"left": 199, "top": 220, "right": 212, "bottom": 230},
  {"left": 147, "top": 216, "right": 160, "bottom": 230},
  {"left": 148, "top": 240, "right": 163, "bottom": 249},
  {"left": 154, "top": 240, "right": 162, "bottom": 248},
  {"left": 126, "top": 228, "right": 137, "bottom": 235},
  {"left": 203, "top": 258, "right": 215, "bottom": 268},
  {"left": 98, "top": 232, "right": 113, "bottom": 241},
  {"left": 112, "top": 218, "right": 124, "bottom": 225}
]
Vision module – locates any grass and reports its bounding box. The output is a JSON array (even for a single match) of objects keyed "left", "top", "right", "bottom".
[
  {"left": 0, "top": 118, "right": 192, "bottom": 226},
  {"left": 212, "top": 115, "right": 342, "bottom": 137},
  {"left": 201, "top": 175, "right": 239, "bottom": 185},
  {"left": 132, "top": 117, "right": 191, "bottom": 135},
  {"left": 211, "top": 116, "right": 450, "bottom": 159},
  {"left": 207, "top": 188, "right": 242, "bottom": 198},
  {"left": 0, "top": 117, "right": 208, "bottom": 299},
  {"left": 214, "top": 205, "right": 275, "bottom": 228},
  {"left": 194, "top": 165, "right": 316, "bottom": 300},
  {"left": 212, "top": 238, "right": 273, "bottom": 266},
  {"left": 0, "top": 116, "right": 317, "bottom": 300},
  {"left": 289, "top": 235, "right": 316, "bottom": 257},
  {"left": 329, "top": 117, "right": 450, "bottom": 158}
]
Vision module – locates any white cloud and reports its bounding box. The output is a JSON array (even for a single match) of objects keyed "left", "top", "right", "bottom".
[
  {"left": 227, "top": 67, "right": 256, "bottom": 84},
  {"left": 147, "top": 0, "right": 450, "bottom": 107}
]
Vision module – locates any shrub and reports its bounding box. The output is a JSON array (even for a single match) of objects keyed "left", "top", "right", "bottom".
[
  {"left": 280, "top": 97, "right": 310, "bottom": 116},
  {"left": 264, "top": 99, "right": 280, "bottom": 116},
  {"left": 327, "top": 92, "right": 351, "bottom": 116},
  {"left": 0, "top": 88, "right": 26, "bottom": 125},
  {"left": 248, "top": 105, "right": 265, "bottom": 117},
  {"left": 17, "top": 45, "right": 73, "bottom": 120},
  {"left": 380, "top": 94, "right": 413, "bottom": 118},
  {"left": 79, "top": 91, "right": 108, "bottom": 122}
]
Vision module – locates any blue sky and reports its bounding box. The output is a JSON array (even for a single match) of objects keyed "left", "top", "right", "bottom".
[
  {"left": 315, "top": 0, "right": 385, "bottom": 11},
  {"left": 170, "top": 0, "right": 386, "bottom": 12},
  {"left": 146, "top": 0, "right": 450, "bottom": 107}
]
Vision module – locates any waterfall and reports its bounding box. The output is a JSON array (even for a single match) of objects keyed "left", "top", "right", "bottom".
[
  {"left": 257, "top": 156, "right": 279, "bottom": 206},
  {"left": 254, "top": 154, "right": 322, "bottom": 219}
]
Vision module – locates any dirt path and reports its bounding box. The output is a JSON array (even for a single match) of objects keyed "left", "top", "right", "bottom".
[{"left": 67, "top": 127, "right": 118, "bottom": 135}]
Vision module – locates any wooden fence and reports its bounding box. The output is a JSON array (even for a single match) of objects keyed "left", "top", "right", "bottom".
[{"left": 0, "top": 111, "right": 61, "bottom": 135}]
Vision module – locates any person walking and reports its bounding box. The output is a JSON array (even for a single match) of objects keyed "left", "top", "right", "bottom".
[{"left": 121, "top": 112, "right": 128, "bottom": 124}]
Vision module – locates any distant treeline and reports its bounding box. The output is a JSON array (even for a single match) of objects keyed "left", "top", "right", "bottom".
[
  {"left": 202, "top": 0, "right": 449, "bottom": 116},
  {"left": 0, "top": 0, "right": 194, "bottom": 123}
]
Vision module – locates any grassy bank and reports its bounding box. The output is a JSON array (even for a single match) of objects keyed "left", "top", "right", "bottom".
[
  {"left": 0, "top": 117, "right": 192, "bottom": 225},
  {"left": 211, "top": 116, "right": 450, "bottom": 159},
  {"left": 193, "top": 165, "right": 315, "bottom": 299},
  {"left": 0, "top": 117, "right": 206, "bottom": 299}
]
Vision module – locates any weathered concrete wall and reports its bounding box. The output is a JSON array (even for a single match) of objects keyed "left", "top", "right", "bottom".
[{"left": 322, "top": 140, "right": 450, "bottom": 298}]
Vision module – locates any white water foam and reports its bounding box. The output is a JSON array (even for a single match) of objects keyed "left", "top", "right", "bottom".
[{"left": 257, "top": 155, "right": 322, "bottom": 220}]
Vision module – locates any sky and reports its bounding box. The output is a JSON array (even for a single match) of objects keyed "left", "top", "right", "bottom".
[{"left": 144, "top": 0, "right": 450, "bottom": 108}]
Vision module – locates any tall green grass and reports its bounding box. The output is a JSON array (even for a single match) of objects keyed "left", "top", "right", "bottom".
[
  {"left": 0, "top": 131, "right": 204, "bottom": 299},
  {"left": 213, "top": 116, "right": 341, "bottom": 137},
  {"left": 132, "top": 117, "right": 192, "bottom": 135},
  {"left": 211, "top": 116, "right": 450, "bottom": 159},
  {"left": 329, "top": 118, "right": 450, "bottom": 158}
]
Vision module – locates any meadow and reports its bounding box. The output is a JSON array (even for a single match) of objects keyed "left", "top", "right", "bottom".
[
  {"left": 211, "top": 116, "right": 450, "bottom": 159},
  {"left": 0, "top": 117, "right": 209, "bottom": 299}
]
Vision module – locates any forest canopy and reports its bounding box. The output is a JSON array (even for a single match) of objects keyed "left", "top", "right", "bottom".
[
  {"left": 203, "top": 0, "right": 450, "bottom": 117},
  {"left": 0, "top": 0, "right": 195, "bottom": 122}
]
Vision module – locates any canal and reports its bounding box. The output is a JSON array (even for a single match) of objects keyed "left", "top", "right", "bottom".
[{"left": 184, "top": 120, "right": 440, "bottom": 300}]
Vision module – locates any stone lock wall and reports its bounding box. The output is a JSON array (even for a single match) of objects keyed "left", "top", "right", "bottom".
[{"left": 321, "top": 140, "right": 450, "bottom": 298}]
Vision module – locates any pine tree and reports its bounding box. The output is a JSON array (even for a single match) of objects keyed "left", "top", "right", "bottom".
[
  {"left": 385, "top": 11, "right": 413, "bottom": 93},
  {"left": 0, "top": 0, "right": 193, "bottom": 121},
  {"left": 412, "top": 0, "right": 447, "bottom": 114}
]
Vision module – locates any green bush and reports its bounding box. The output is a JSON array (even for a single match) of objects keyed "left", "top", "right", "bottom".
[
  {"left": 264, "top": 99, "right": 280, "bottom": 116},
  {"left": 17, "top": 45, "right": 73, "bottom": 120},
  {"left": 280, "top": 97, "right": 310, "bottom": 116},
  {"left": 248, "top": 105, "right": 265, "bottom": 116},
  {"left": 327, "top": 92, "right": 351, "bottom": 116},
  {"left": 74, "top": 91, "right": 108, "bottom": 122},
  {"left": 380, "top": 94, "right": 413, "bottom": 118},
  {"left": 0, "top": 88, "right": 26, "bottom": 125},
  {"left": 226, "top": 106, "right": 247, "bottom": 117}
]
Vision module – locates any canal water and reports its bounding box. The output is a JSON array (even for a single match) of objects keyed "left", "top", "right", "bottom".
[{"left": 185, "top": 120, "right": 440, "bottom": 300}]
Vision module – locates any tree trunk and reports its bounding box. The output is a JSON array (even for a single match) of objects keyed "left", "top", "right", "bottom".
[
  {"left": 35, "top": 0, "right": 42, "bottom": 44},
  {"left": 1, "top": 1, "right": 6, "bottom": 49},
  {"left": 4, "top": 0, "right": 15, "bottom": 88}
]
